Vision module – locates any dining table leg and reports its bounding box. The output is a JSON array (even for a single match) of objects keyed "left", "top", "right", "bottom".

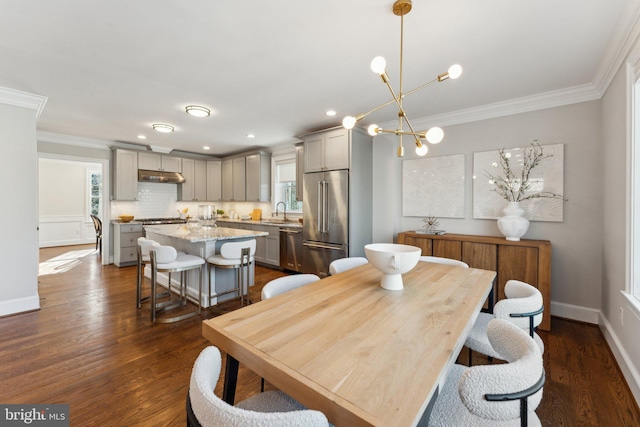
[{"left": 222, "top": 354, "right": 239, "bottom": 404}]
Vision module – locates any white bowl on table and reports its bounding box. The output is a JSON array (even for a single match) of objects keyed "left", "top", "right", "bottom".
[{"left": 364, "top": 243, "right": 421, "bottom": 290}]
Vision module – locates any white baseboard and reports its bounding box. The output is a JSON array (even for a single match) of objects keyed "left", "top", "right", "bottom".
[
  {"left": 599, "top": 313, "right": 640, "bottom": 407},
  {"left": 550, "top": 300, "right": 600, "bottom": 324},
  {"left": 0, "top": 294, "right": 40, "bottom": 317}
]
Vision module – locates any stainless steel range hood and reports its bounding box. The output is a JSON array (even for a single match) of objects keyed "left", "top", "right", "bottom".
[{"left": 138, "top": 169, "right": 186, "bottom": 184}]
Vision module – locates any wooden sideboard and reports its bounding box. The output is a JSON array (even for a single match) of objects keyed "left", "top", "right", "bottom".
[{"left": 397, "top": 231, "right": 551, "bottom": 331}]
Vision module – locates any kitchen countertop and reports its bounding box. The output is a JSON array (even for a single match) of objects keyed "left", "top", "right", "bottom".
[
  {"left": 216, "top": 218, "right": 302, "bottom": 228},
  {"left": 144, "top": 223, "right": 268, "bottom": 243}
]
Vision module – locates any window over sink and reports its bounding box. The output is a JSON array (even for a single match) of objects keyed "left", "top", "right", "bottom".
[{"left": 273, "top": 155, "right": 302, "bottom": 213}]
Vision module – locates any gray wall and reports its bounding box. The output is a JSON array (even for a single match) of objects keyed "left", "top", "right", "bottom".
[
  {"left": 372, "top": 100, "right": 604, "bottom": 315},
  {"left": 601, "top": 52, "right": 640, "bottom": 401}
]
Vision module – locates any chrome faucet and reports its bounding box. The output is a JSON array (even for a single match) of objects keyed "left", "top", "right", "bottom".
[{"left": 275, "top": 201, "right": 287, "bottom": 221}]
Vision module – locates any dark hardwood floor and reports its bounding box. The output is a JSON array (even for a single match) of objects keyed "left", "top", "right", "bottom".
[{"left": 0, "top": 245, "right": 638, "bottom": 426}]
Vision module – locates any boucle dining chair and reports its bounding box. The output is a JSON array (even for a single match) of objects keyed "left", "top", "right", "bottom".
[
  {"left": 149, "top": 245, "right": 205, "bottom": 323},
  {"left": 187, "top": 346, "right": 330, "bottom": 427},
  {"left": 328, "top": 257, "right": 369, "bottom": 275},
  {"left": 429, "top": 318, "right": 545, "bottom": 427},
  {"left": 419, "top": 255, "right": 469, "bottom": 268},
  {"left": 206, "top": 239, "right": 256, "bottom": 307},
  {"left": 465, "top": 280, "right": 544, "bottom": 366},
  {"left": 261, "top": 274, "right": 321, "bottom": 300}
]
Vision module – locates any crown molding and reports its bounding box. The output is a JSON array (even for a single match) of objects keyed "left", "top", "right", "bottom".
[
  {"left": 0, "top": 87, "right": 47, "bottom": 119},
  {"left": 382, "top": 83, "right": 602, "bottom": 130},
  {"left": 593, "top": 0, "right": 640, "bottom": 94},
  {"left": 37, "top": 131, "right": 114, "bottom": 151}
]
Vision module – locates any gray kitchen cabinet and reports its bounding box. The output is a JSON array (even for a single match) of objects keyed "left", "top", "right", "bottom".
[
  {"left": 246, "top": 152, "right": 271, "bottom": 202},
  {"left": 114, "top": 222, "right": 143, "bottom": 267},
  {"left": 222, "top": 157, "right": 246, "bottom": 201},
  {"left": 232, "top": 157, "right": 246, "bottom": 201},
  {"left": 253, "top": 224, "right": 279, "bottom": 266},
  {"left": 179, "top": 158, "right": 207, "bottom": 201},
  {"left": 113, "top": 149, "right": 138, "bottom": 201},
  {"left": 138, "top": 152, "right": 182, "bottom": 172},
  {"left": 206, "top": 160, "right": 222, "bottom": 202},
  {"left": 296, "top": 143, "right": 304, "bottom": 202},
  {"left": 303, "top": 127, "right": 349, "bottom": 172}
]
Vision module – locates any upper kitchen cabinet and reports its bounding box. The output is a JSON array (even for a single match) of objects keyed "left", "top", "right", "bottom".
[
  {"left": 246, "top": 152, "right": 271, "bottom": 202},
  {"left": 222, "top": 157, "right": 246, "bottom": 202},
  {"left": 112, "top": 149, "right": 138, "bottom": 201},
  {"left": 178, "top": 158, "right": 207, "bottom": 201},
  {"left": 206, "top": 160, "right": 222, "bottom": 202},
  {"left": 138, "top": 152, "right": 182, "bottom": 172},
  {"left": 296, "top": 143, "right": 304, "bottom": 202},
  {"left": 304, "top": 127, "right": 349, "bottom": 172}
]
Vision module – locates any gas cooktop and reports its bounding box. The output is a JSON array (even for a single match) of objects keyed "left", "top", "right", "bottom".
[{"left": 137, "top": 217, "right": 188, "bottom": 225}]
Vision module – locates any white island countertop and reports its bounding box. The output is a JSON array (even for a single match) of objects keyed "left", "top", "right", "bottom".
[{"left": 144, "top": 224, "right": 268, "bottom": 243}]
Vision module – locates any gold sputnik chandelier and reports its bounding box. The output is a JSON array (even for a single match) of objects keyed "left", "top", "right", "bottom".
[{"left": 342, "top": 0, "right": 462, "bottom": 157}]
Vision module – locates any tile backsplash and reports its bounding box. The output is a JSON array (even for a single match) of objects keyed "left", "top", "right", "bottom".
[{"left": 110, "top": 182, "right": 278, "bottom": 220}]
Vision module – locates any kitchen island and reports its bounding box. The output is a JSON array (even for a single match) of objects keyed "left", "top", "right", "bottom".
[{"left": 144, "top": 224, "right": 268, "bottom": 307}]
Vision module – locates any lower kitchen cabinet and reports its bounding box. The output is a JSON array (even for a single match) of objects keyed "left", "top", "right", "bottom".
[
  {"left": 114, "top": 222, "right": 144, "bottom": 267},
  {"left": 253, "top": 225, "right": 279, "bottom": 266},
  {"left": 397, "top": 231, "right": 552, "bottom": 331}
]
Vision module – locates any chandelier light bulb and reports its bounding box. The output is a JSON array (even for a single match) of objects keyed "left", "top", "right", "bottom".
[
  {"left": 370, "top": 56, "right": 387, "bottom": 75},
  {"left": 342, "top": 116, "right": 357, "bottom": 130},
  {"left": 448, "top": 64, "right": 462, "bottom": 79},
  {"left": 425, "top": 127, "right": 444, "bottom": 144},
  {"left": 415, "top": 143, "right": 429, "bottom": 156},
  {"left": 367, "top": 124, "right": 380, "bottom": 136}
]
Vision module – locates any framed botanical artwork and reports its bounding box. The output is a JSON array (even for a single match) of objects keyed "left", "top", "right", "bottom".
[
  {"left": 473, "top": 143, "right": 564, "bottom": 221},
  {"left": 402, "top": 154, "right": 465, "bottom": 218}
]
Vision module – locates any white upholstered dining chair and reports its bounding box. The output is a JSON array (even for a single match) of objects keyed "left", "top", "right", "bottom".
[
  {"left": 466, "top": 280, "right": 544, "bottom": 365},
  {"left": 419, "top": 255, "right": 469, "bottom": 268},
  {"left": 429, "top": 318, "right": 545, "bottom": 427},
  {"left": 328, "top": 257, "right": 368, "bottom": 275},
  {"left": 261, "top": 274, "right": 321, "bottom": 300},
  {"left": 187, "top": 346, "right": 330, "bottom": 427}
]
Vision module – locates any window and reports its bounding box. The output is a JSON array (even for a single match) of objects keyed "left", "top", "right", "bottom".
[
  {"left": 273, "top": 156, "right": 302, "bottom": 213},
  {"left": 630, "top": 66, "right": 640, "bottom": 305},
  {"left": 88, "top": 167, "right": 103, "bottom": 219}
]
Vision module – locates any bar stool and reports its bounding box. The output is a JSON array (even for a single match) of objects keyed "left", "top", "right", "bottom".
[
  {"left": 206, "top": 239, "right": 256, "bottom": 307},
  {"left": 149, "top": 245, "right": 205, "bottom": 323},
  {"left": 137, "top": 238, "right": 162, "bottom": 308}
]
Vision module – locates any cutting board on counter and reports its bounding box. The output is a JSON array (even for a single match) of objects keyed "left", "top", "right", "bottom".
[{"left": 251, "top": 209, "right": 262, "bottom": 221}]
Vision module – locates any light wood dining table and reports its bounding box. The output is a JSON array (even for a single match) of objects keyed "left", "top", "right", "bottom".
[{"left": 202, "top": 261, "right": 495, "bottom": 426}]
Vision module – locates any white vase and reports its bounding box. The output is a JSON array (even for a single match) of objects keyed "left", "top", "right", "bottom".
[{"left": 497, "top": 202, "right": 530, "bottom": 241}]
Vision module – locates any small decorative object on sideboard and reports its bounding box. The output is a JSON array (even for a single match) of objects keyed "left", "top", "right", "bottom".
[
  {"left": 416, "top": 215, "right": 446, "bottom": 235},
  {"left": 486, "top": 141, "right": 566, "bottom": 241}
]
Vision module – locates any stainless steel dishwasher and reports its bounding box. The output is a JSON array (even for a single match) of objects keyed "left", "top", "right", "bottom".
[{"left": 280, "top": 227, "right": 303, "bottom": 272}]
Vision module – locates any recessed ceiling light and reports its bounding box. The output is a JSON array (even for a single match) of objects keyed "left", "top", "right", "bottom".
[
  {"left": 185, "top": 105, "right": 211, "bottom": 118},
  {"left": 137, "top": 135, "right": 147, "bottom": 139},
  {"left": 326, "top": 110, "right": 336, "bottom": 116},
  {"left": 152, "top": 123, "right": 175, "bottom": 133},
  {"left": 246, "top": 134, "right": 255, "bottom": 138},
  {"left": 203, "top": 146, "right": 210, "bottom": 150}
]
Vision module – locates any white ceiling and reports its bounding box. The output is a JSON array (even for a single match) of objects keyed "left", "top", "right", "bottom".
[{"left": 0, "top": 0, "right": 635, "bottom": 157}]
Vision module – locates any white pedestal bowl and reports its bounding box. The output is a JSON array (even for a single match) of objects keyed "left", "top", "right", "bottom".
[{"left": 364, "top": 243, "right": 421, "bottom": 290}]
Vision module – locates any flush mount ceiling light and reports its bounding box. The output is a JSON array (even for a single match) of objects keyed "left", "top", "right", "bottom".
[
  {"left": 185, "top": 105, "right": 211, "bottom": 118},
  {"left": 342, "top": 0, "right": 462, "bottom": 157},
  {"left": 152, "top": 123, "right": 175, "bottom": 133}
]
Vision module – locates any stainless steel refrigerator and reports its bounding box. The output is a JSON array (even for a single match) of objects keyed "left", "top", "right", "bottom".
[{"left": 302, "top": 170, "right": 349, "bottom": 277}]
